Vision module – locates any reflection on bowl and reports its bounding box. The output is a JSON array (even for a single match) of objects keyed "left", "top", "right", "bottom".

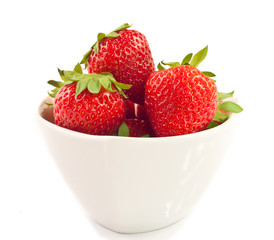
[{"left": 38, "top": 97, "right": 238, "bottom": 233}]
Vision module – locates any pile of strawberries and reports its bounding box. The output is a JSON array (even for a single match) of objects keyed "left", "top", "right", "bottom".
[{"left": 48, "top": 23, "right": 242, "bottom": 137}]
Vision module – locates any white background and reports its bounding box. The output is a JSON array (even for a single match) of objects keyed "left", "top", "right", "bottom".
[{"left": 1, "top": 0, "right": 273, "bottom": 239}]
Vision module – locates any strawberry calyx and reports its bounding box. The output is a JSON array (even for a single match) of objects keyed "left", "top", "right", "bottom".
[
  {"left": 48, "top": 63, "right": 131, "bottom": 98},
  {"left": 157, "top": 45, "right": 216, "bottom": 78},
  {"left": 80, "top": 23, "right": 132, "bottom": 68},
  {"left": 206, "top": 91, "right": 243, "bottom": 129},
  {"left": 117, "top": 121, "right": 150, "bottom": 138}
]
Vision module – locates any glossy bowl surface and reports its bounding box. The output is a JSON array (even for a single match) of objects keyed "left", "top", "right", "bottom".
[{"left": 38, "top": 97, "right": 238, "bottom": 233}]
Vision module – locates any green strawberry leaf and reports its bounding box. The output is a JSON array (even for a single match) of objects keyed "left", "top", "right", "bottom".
[
  {"left": 141, "top": 134, "right": 150, "bottom": 138},
  {"left": 190, "top": 45, "right": 208, "bottom": 67},
  {"left": 58, "top": 68, "right": 68, "bottom": 81},
  {"left": 113, "top": 23, "right": 132, "bottom": 32},
  {"left": 118, "top": 122, "right": 130, "bottom": 137},
  {"left": 202, "top": 71, "right": 216, "bottom": 77},
  {"left": 64, "top": 80, "right": 74, "bottom": 85},
  {"left": 97, "top": 32, "right": 106, "bottom": 42},
  {"left": 213, "top": 111, "right": 229, "bottom": 122},
  {"left": 47, "top": 80, "right": 64, "bottom": 88},
  {"left": 217, "top": 91, "right": 234, "bottom": 102},
  {"left": 108, "top": 76, "right": 132, "bottom": 90},
  {"left": 63, "top": 70, "right": 80, "bottom": 81},
  {"left": 115, "top": 86, "right": 128, "bottom": 98},
  {"left": 87, "top": 77, "right": 101, "bottom": 94},
  {"left": 100, "top": 72, "right": 113, "bottom": 76},
  {"left": 80, "top": 49, "right": 92, "bottom": 68},
  {"left": 93, "top": 42, "right": 100, "bottom": 54},
  {"left": 99, "top": 76, "right": 115, "bottom": 92},
  {"left": 181, "top": 53, "right": 193, "bottom": 65},
  {"left": 161, "top": 61, "right": 180, "bottom": 68},
  {"left": 206, "top": 121, "right": 219, "bottom": 129},
  {"left": 157, "top": 62, "right": 165, "bottom": 70},
  {"left": 74, "top": 63, "right": 83, "bottom": 74},
  {"left": 105, "top": 32, "right": 120, "bottom": 38},
  {"left": 219, "top": 101, "right": 243, "bottom": 113},
  {"left": 75, "top": 78, "right": 90, "bottom": 96},
  {"left": 48, "top": 87, "right": 60, "bottom": 98}
]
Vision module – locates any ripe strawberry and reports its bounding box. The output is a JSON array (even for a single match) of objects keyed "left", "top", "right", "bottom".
[
  {"left": 118, "top": 119, "right": 154, "bottom": 137},
  {"left": 125, "top": 119, "right": 154, "bottom": 137},
  {"left": 124, "top": 99, "right": 148, "bottom": 120},
  {"left": 124, "top": 99, "right": 136, "bottom": 119},
  {"left": 48, "top": 64, "right": 131, "bottom": 135},
  {"left": 144, "top": 46, "right": 218, "bottom": 137},
  {"left": 80, "top": 23, "right": 155, "bottom": 105}
]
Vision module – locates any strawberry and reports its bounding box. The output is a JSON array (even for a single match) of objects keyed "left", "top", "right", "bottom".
[
  {"left": 48, "top": 63, "right": 131, "bottom": 135},
  {"left": 118, "top": 119, "right": 154, "bottom": 137},
  {"left": 80, "top": 23, "right": 155, "bottom": 105},
  {"left": 144, "top": 46, "right": 219, "bottom": 137},
  {"left": 124, "top": 99, "right": 148, "bottom": 120},
  {"left": 124, "top": 99, "right": 136, "bottom": 119}
]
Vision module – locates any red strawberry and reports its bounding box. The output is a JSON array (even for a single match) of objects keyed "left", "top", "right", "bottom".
[
  {"left": 48, "top": 64, "right": 131, "bottom": 135},
  {"left": 135, "top": 103, "right": 147, "bottom": 120},
  {"left": 144, "top": 46, "right": 218, "bottom": 137},
  {"left": 124, "top": 99, "right": 136, "bottom": 119},
  {"left": 118, "top": 119, "right": 154, "bottom": 137},
  {"left": 124, "top": 99, "right": 148, "bottom": 120},
  {"left": 80, "top": 23, "right": 155, "bottom": 105}
]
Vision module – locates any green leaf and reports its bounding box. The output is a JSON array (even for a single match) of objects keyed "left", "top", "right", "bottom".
[
  {"left": 63, "top": 71, "right": 82, "bottom": 81},
  {"left": 109, "top": 76, "right": 132, "bottom": 90},
  {"left": 113, "top": 23, "right": 132, "bottom": 32},
  {"left": 75, "top": 78, "right": 90, "bottom": 96},
  {"left": 99, "top": 77, "right": 115, "bottom": 92},
  {"left": 93, "top": 42, "right": 99, "bottom": 54},
  {"left": 74, "top": 63, "right": 83, "bottom": 74},
  {"left": 58, "top": 68, "right": 67, "bottom": 81},
  {"left": 141, "top": 134, "right": 150, "bottom": 138},
  {"left": 217, "top": 91, "right": 234, "bottom": 102},
  {"left": 118, "top": 122, "right": 130, "bottom": 137},
  {"left": 48, "top": 87, "right": 60, "bottom": 98},
  {"left": 47, "top": 80, "right": 64, "bottom": 88},
  {"left": 161, "top": 61, "right": 180, "bottom": 68},
  {"left": 213, "top": 111, "right": 229, "bottom": 122},
  {"left": 181, "top": 53, "right": 193, "bottom": 65},
  {"left": 87, "top": 77, "right": 101, "bottom": 94},
  {"left": 64, "top": 80, "right": 74, "bottom": 85},
  {"left": 219, "top": 101, "right": 243, "bottom": 113},
  {"left": 114, "top": 81, "right": 132, "bottom": 90},
  {"left": 97, "top": 32, "right": 106, "bottom": 42},
  {"left": 100, "top": 72, "right": 113, "bottom": 76},
  {"left": 202, "top": 71, "right": 216, "bottom": 77},
  {"left": 157, "top": 62, "right": 165, "bottom": 70},
  {"left": 80, "top": 49, "right": 92, "bottom": 68},
  {"left": 116, "top": 86, "right": 128, "bottom": 98},
  {"left": 206, "top": 121, "right": 219, "bottom": 129},
  {"left": 105, "top": 32, "right": 120, "bottom": 38},
  {"left": 190, "top": 45, "right": 208, "bottom": 67}
]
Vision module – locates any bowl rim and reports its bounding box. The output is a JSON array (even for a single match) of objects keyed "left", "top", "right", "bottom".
[{"left": 37, "top": 97, "right": 237, "bottom": 142}]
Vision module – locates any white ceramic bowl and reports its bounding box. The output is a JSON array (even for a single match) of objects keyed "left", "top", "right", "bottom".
[{"left": 38, "top": 97, "right": 238, "bottom": 233}]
